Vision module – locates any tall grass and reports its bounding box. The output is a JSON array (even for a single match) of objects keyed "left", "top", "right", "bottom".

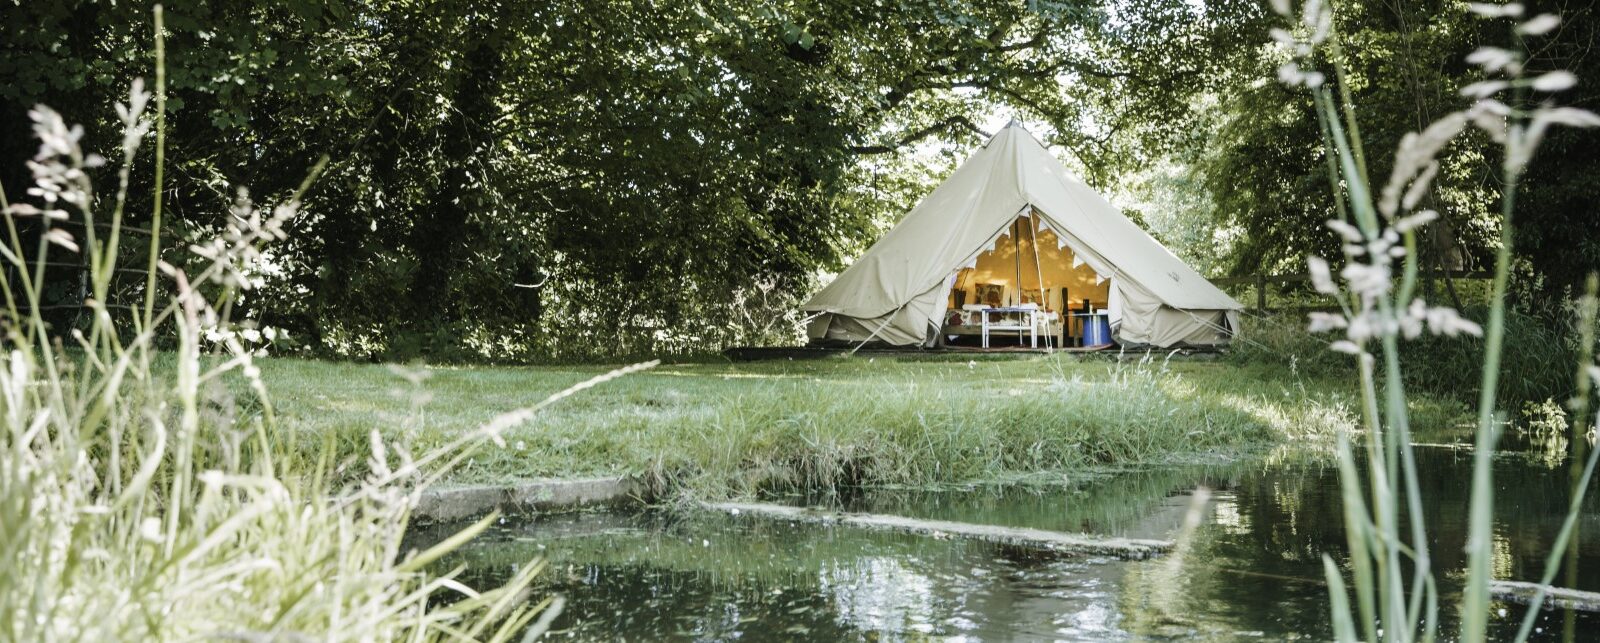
[
  {"left": 255, "top": 353, "right": 1364, "bottom": 497},
  {"left": 0, "top": 7, "right": 614, "bottom": 639},
  {"left": 1265, "top": 1, "right": 1600, "bottom": 641},
  {"left": 1234, "top": 307, "right": 1584, "bottom": 414}
]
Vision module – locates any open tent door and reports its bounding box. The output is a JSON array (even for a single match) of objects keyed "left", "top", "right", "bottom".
[{"left": 938, "top": 210, "right": 1114, "bottom": 348}]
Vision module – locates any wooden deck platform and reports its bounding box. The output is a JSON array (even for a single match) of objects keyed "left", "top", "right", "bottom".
[
  {"left": 723, "top": 343, "right": 1228, "bottom": 362},
  {"left": 723, "top": 343, "right": 1113, "bottom": 361}
]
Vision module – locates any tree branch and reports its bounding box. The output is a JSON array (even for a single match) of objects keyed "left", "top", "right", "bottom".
[{"left": 847, "top": 116, "right": 991, "bottom": 155}]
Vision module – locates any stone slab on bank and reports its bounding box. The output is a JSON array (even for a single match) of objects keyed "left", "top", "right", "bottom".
[
  {"left": 704, "top": 501, "right": 1175, "bottom": 560},
  {"left": 413, "top": 476, "right": 652, "bottom": 522}
]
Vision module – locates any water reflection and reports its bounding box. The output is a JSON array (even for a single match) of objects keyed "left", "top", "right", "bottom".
[{"left": 426, "top": 446, "right": 1600, "bottom": 640}]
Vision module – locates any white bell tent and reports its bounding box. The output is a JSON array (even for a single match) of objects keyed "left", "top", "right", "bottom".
[{"left": 802, "top": 122, "right": 1241, "bottom": 348}]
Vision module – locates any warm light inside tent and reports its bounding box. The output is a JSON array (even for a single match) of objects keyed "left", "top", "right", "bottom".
[{"left": 946, "top": 213, "right": 1110, "bottom": 314}]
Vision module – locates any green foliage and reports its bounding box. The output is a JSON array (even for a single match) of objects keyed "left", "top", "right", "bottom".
[
  {"left": 3, "top": 0, "right": 1592, "bottom": 365},
  {"left": 1, "top": 0, "right": 1220, "bottom": 361},
  {"left": 1229, "top": 313, "right": 1355, "bottom": 380},
  {"left": 1122, "top": 0, "right": 1598, "bottom": 292},
  {"left": 0, "top": 0, "right": 1312, "bottom": 361},
  {"left": 1399, "top": 306, "right": 1588, "bottom": 410},
  {"left": 1235, "top": 308, "right": 1590, "bottom": 413}
]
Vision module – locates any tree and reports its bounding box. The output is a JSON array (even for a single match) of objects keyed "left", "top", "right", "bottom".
[{"left": 3, "top": 0, "right": 1209, "bottom": 359}]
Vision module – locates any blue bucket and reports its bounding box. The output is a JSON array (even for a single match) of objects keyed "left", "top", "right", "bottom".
[{"left": 1081, "top": 314, "right": 1112, "bottom": 347}]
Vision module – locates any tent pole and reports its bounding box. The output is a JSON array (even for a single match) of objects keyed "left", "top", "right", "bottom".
[
  {"left": 1029, "top": 210, "right": 1051, "bottom": 350},
  {"left": 1012, "top": 218, "right": 1021, "bottom": 307},
  {"left": 1012, "top": 217, "right": 1025, "bottom": 345}
]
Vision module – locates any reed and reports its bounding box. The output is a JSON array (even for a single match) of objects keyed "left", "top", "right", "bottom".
[{"left": 1265, "top": 1, "right": 1600, "bottom": 641}]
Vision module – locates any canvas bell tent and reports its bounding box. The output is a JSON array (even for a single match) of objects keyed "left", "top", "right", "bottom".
[{"left": 802, "top": 122, "right": 1241, "bottom": 349}]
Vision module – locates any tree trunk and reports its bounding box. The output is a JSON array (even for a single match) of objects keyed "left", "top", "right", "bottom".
[{"left": 407, "top": 22, "right": 503, "bottom": 327}]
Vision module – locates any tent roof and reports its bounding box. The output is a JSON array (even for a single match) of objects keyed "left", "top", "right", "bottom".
[{"left": 804, "top": 122, "right": 1241, "bottom": 318}]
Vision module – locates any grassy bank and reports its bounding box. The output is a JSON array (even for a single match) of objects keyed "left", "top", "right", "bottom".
[{"left": 259, "top": 353, "right": 1466, "bottom": 497}]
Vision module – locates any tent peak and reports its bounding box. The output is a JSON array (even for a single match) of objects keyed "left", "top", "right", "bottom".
[{"left": 984, "top": 119, "right": 1032, "bottom": 148}]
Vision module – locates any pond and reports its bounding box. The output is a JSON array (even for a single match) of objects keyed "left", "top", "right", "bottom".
[{"left": 421, "top": 443, "right": 1600, "bottom": 640}]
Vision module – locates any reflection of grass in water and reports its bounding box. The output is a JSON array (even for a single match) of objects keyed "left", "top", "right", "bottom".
[
  {"left": 824, "top": 445, "right": 1347, "bottom": 538},
  {"left": 438, "top": 449, "right": 1600, "bottom": 639},
  {"left": 444, "top": 512, "right": 1015, "bottom": 589},
  {"left": 437, "top": 451, "right": 1351, "bottom": 592},
  {"left": 435, "top": 461, "right": 1314, "bottom": 638},
  {"left": 823, "top": 464, "right": 1247, "bottom": 538},
  {"left": 443, "top": 511, "right": 1122, "bottom": 640},
  {"left": 1115, "top": 460, "right": 1342, "bottom": 639},
  {"left": 1112, "top": 449, "right": 1600, "bottom": 639},
  {"left": 441, "top": 514, "right": 890, "bottom": 639},
  {"left": 441, "top": 458, "right": 1286, "bottom": 586}
]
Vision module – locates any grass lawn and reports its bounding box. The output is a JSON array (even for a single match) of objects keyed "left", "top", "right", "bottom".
[{"left": 258, "top": 353, "right": 1464, "bottom": 497}]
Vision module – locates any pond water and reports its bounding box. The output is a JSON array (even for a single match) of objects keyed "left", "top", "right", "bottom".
[{"left": 423, "top": 443, "right": 1600, "bottom": 640}]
